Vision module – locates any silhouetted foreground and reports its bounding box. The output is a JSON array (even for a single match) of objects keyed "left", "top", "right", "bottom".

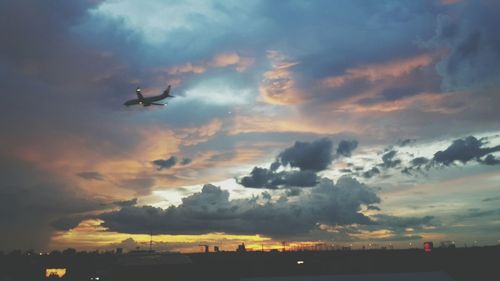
[{"left": 1, "top": 246, "right": 499, "bottom": 281}]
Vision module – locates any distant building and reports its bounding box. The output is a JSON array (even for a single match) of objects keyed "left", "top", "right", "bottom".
[
  {"left": 116, "top": 252, "right": 192, "bottom": 266},
  {"left": 440, "top": 241, "right": 456, "bottom": 248},
  {"left": 236, "top": 243, "right": 246, "bottom": 253}
]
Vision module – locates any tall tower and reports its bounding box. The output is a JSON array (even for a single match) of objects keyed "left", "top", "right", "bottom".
[{"left": 149, "top": 230, "right": 153, "bottom": 252}]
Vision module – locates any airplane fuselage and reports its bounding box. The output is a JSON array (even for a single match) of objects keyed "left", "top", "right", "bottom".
[
  {"left": 124, "top": 95, "right": 166, "bottom": 106},
  {"left": 124, "top": 85, "right": 173, "bottom": 107}
]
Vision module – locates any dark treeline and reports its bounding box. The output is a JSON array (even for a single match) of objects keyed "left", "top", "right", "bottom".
[{"left": 1, "top": 246, "right": 499, "bottom": 281}]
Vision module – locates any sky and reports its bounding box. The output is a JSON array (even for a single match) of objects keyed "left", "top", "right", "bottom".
[{"left": 1, "top": 0, "right": 500, "bottom": 253}]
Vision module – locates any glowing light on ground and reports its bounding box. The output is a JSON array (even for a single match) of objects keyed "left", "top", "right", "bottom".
[{"left": 45, "top": 268, "right": 66, "bottom": 278}]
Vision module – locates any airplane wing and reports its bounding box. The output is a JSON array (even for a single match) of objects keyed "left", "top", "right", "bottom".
[
  {"left": 124, "top": 99, "right": 140, "bottom": 106},
  {"left": 151, "top": 102, "right": 167, "bottom": 106}
]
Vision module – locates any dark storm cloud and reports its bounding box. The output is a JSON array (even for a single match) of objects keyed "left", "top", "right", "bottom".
[
  {"left": 98, "top": 177, "right": 380, "bottom": 237},
  {"left": 0, "top": 0, "right": 146, "bottom": 251},
  {"left": 433, "top": 136, "right": 500, "bottom": 165},
  {"left": 361, "top": 134, "right": 500, "bottom": 178},
  {"left": 0, "top": 0, "right": 102, "bottom": 66},
  {"left": 375, "top": 135, "right": 500, "bottom": 178},
  {"left": 428, "top": 1, "right": 500, "bottom": 91},
  {"left": 76, "top": 171, "right": 105, "bottom": 181},
  {"left": 336, "top": 140, "right": 358, "bottom": 157},
  {"left": 239, "top": 138, "right": 359, "bottom": 189},
  {"left": 401, "top": 157, "right": 430, "bottom": 175},
  {"left": 238, "top": 168, "right": 318, "bottom": 189},
  {"left": 0, "top": 159, "right": 106, "bottom": 250},
  {"left": 479, "top": 154, "right": 500, "bottom": 166},
  {"left": 50, "top": 215, "right": 89, "bottom": 231},
  {"left": 0, "top": 0, "right": 158, "bottom": 161},
  {"left": 341, "top": 147, "right": 405, "bottom": 180},
  {"left": 152, "top": 156, "right": 177, "bottom": 170},
  {"left": 277, "top": 138, "right": 333, "bottom": 172},
  {"left": 283, "top": 170, "right": 318, "bottom": 187},
  {"left": 238, "top": 167, "right": 282, "bottom": 189},
  {"left": 347, "top": 134, "right": 499, "bottom": 180}
]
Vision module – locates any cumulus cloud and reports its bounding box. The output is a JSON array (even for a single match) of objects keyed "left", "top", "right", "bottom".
[
  {"left": 238, "top": 167, "right": 283, "bottom": 189},
  {"left": 380, "top": 150, "right": 402, "bottom": 169},
  {"left": 277, "top": 138, "right": 333, "bottom": 172},
  {"left": 238, "top": 168, "right": 318, "bottom": 189},
  {"left": 479, "top": 154, "right": 500, "bottom": 166},
  {"left": 410, "top": 157, "right": 430, "bottom": 167},
  {"left": 361, "top": 135, "right": 500, "bottom": 179},
  {"left": 433, "top": 136, "right": 500, "bottom": 165},
  {"left": 401, "top": 157, "right": 430, "bottom": 175},
  {"left": 98, "top": 177, "right": 380, "bottom": 238},
  {"left": 239, "top": 138, "right": 360, "bottom": 189}
]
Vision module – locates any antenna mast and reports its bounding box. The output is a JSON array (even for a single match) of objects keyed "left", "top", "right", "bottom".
[{"left": 149, "top": 230, "right": 153, "bottom": 252}]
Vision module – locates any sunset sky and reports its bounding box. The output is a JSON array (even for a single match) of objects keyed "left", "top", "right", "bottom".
[{"left": 1, "top": 0, "right": 500, "bottom": 253}]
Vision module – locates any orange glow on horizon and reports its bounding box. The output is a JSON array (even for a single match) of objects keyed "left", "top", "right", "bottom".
[
  {"left": 50, "top": 219, "right": 342, "bottom": 253},
  {"left": 48, "top": 218, "right": 443, "bottom": 252},
  {"left": 50, "top": 219, "right": 274, "bottom": 253}
]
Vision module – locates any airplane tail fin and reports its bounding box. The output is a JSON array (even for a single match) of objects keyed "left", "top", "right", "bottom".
[{"left": 163, "top": 85, "right": 174, "bottom": 98}]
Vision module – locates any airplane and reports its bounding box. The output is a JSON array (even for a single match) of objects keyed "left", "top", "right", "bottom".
[{"left": 124, "top": 85, "right": 174, "bottom": 107}]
